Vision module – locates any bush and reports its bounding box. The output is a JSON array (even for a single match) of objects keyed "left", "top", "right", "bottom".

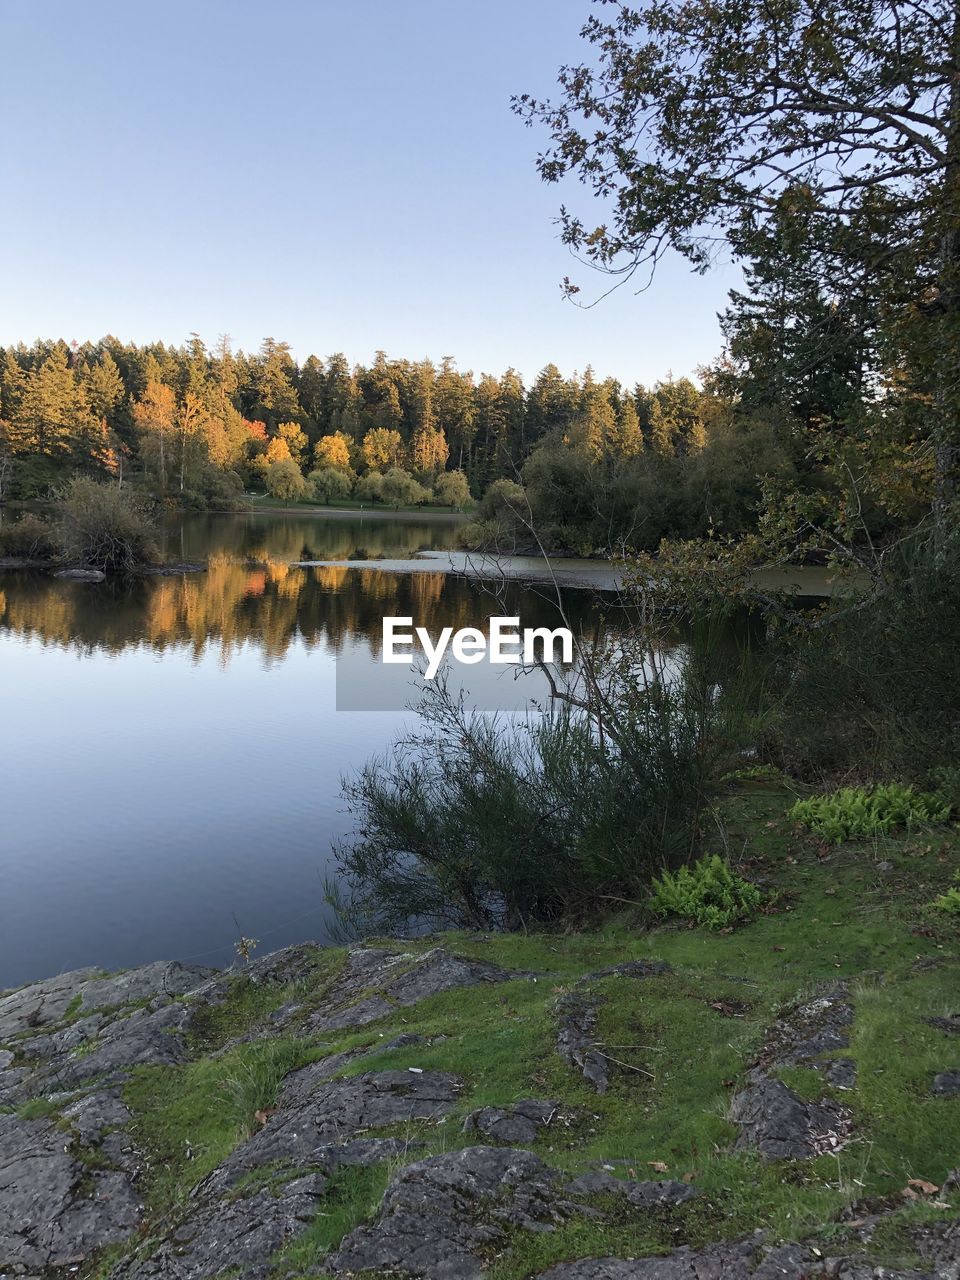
[
  {"left": 55, "top": 477, "right": 158, "bottom": 574},
  {"left": 649, "top": 854, "right": 763, "bottom": 929},
  {"left": 331, "top": 630, "right": 762, "bottom": 934},
  {"left": 788, "top": 783, "right": 952, "bottom": 844},
  {"left": 0, "top": 513, "right": 58, "bottom": 560},
  {"left": 265, "top": 458, "right": 307, "bottom": 502}
]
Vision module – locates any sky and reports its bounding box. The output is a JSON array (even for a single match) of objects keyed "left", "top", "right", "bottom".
[{"left": 0, "top": 0, "right": 738, "bottom": 388}]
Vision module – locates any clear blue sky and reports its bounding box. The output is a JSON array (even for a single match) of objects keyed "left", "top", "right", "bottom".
[{"left": 0, "top": 0, "right": 737, "bottom": 387}]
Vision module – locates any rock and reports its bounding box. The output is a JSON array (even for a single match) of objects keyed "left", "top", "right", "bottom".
[
  {"left": 327, "top": 1146, "right": 572, "bottom": 1279},
  {"left": 301, "top": 944, "right": 533, "bottom": 1035},
  {"left": 311, "top": 992, "right": 397, "bottom": 1032},
  {"left": 0, "top": 966, "right": 102, "bottom": 1037},
  {"left": 53, "top": 567, "right": 106, "bottom": 581},
  {"left": 0, "top": 1113, "right": 142, "bottom": 1270},
  {"left": 115, "top": 1174, "right": 328, "bottom": 1280},
  {"left": 730, "top": 1078, "right": 851, "bottom": 1160},
  {"left": 932, "top": 1070, "right": 960, "bottom": 1096},
  {"left": 729, "top": 985, "right": 856, "bottom": 1160},
  {"left": 536, "top": 1240, "right": 762, "bottom": 1279},
  {"left": 0, "top": 1049, "right": 14, "bottom": 1069},
  {"left": 926, "top": 1014, "right": 960, "bottom": 1036},
  {"left": 81, "top": 959, "right": 216, "bottom": 1012},
  {"left": 556, "top": 994, "right": 609, "bottom": 1094},
  {"left": 200, "top": 1068, "right": 461, "bottom": 1194},
  {"left": 564, "top": 1171, "right": 697, "bottom": 1208},
  {"left": 463, "top": 1099, "right": 559, "bottom": 1144}
]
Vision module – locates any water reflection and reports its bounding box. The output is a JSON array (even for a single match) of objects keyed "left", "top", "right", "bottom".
[{"left": 0, "top": 513, "right": 615, "bottom": 988}]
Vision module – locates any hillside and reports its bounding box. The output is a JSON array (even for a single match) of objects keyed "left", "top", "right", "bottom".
[{"left": 2, "top": 785, "right": 959, "bottom": 1279}]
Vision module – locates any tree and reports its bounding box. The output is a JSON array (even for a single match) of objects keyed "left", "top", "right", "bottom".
[
  {"left": 434, "top": 469, "right": 471, "bottom": 509},
  {"left": 410, "top": 424, "right": 449, "bottom": 476},
  {"left": 265, "top": 457, "right": 307, "bottom": 501},
  {"left": 176, "top": 391, "right": 209, "bottom": 492},
  {"left": 133, "top": 379, "right": 176, "bottom": 488},
  {"left": 309, "top": 466, "right": 355, "bottom": 505},
  {"left": 361, "top": 427, "right": 405, "bottom": 472},
  {"left": 314, "top": 430, "right": 353, "bottom": 470},
  {"left": 9, "top": 348, "right": 92, "bottom": 458},
  {"left": 355, "top": 471, "right": 385, "bottom": 503},
  {"left": 649, "top": 379, "right": 705, "bottom": 458},
  {"left": 276, "top": 420, "right": 308, "bottom": 467},
  {"left": 515, "top": 0, "right": 960, "bottom": 515},
  {"left": 381, "top": 466, "right": 429, "bottom": 509},
  {"left": 253, "top": 338, "right": 301, "bottom": 425}
]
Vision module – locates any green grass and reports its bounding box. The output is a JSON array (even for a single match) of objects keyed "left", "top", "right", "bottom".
[
  {"left": 125, "top": 1037, "right": 321, "bottom": 1215},
  {"left": 105, "top": 784, "right": 960, "bottom": 1276},
  {"left": 272, "top": 1164, "right": 394, "bottom": 1271}
]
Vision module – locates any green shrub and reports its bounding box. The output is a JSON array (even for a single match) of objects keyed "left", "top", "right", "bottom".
[
  {"left": 933, "top": 872, "right": 960, "bottom": 916},
  {"left": 649, "top": 854, "right": 763, "bottom": 929},
  {"left": 332, "top": 633, "right": 762, "bottom": 934},
  {"left": 788, "top": 783, "right": 952, "bottom": 844},
  {"left": 0, "top": 513, "right": 58, "bottom": 560}
]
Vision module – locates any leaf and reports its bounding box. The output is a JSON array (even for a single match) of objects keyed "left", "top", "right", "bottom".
[
  {"left": 647, "top": 1160, "right": 669, "bottom": 1173},
  {"left": 253, "top": 1108, "right": 275, "bottom": 1127},
  {"left": 906, "top": 1178, "right": 939, "bottom": 1196}
]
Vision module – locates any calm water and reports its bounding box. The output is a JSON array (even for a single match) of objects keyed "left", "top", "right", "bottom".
[{"left": 0, "top": 512, "right": 612, "bottom": 988}]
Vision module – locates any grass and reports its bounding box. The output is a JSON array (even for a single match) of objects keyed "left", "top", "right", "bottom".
[
  {"left": 272, "top": 1164, "right": 394, "bottom": 1271},
  {"left": 125, "top": 1037, "right": 321, "bottom": 1215},
  {"left": 102, "top": 783, "right": 960, "bottom": 1277}
]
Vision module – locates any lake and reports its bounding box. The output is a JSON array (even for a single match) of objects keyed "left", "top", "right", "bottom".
[{"left": 0, "top": 511, "right": 617, "bottom": 989}]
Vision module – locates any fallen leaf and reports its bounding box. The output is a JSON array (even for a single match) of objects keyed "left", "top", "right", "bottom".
[
  {"left": 647, "top": 1160, "right": 669, "bottom": 1173},
  {"left": 682, "top": 1169, "right": 699, "bottom": 1183},
  {"left": 907, "top": 1178, "right": 939, "bottom": 1196},
  {"left": 253, "top": 1108, "right": 275, "bottom": 1127}
]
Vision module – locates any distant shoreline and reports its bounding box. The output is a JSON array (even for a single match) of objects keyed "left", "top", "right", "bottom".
[{"left": 244, "top": 502, "right": 467, "bottom": 522}]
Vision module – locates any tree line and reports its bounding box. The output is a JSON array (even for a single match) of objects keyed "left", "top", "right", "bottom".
[{"left": 0, "top": 326, "right": 853, "bottom": 552}]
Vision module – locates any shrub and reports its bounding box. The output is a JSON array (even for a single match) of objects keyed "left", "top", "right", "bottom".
[
  {"left": 55, "top": 477, "right": 158, "bottom": 574},
  {"left": 331, "top": 628, "right": 762, "bottom": 934},
  {"left": 649, "top": 854, "right": 763, "bottom": 929},
  {"left": 0, "top": 513, "right": 58, "bottom": 560},
  {"left": 265, "top": 458, "right": 307, "bottom": 502},
  {"left": 788, "top": 783, "right": 952, "bottom": 844}
]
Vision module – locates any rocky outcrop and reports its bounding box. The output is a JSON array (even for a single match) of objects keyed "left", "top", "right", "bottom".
[
  {"left": 1, "top": 947, "right": 956, "bottom": 1280},
  {"left": 729, "top": 985, "right": 855, "bottom": 1159}
]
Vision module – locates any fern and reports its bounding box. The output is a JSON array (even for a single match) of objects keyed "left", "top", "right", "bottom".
[
  {"left": 933, "top": 872, "right": 960, "bottom": 916},
  {"left": 788, "top": 783, "right": 951, "bottom": 844},
  {"left": 649, "top": 854, "right": 763, "bottom": 929}
]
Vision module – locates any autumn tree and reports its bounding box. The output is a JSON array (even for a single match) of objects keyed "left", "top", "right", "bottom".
[
  {"left": 314, "top": 430, "right": 353, "bottom": 470},
  {"left": 133, "top": 380, "right": 176, "bottom": 488},
  {"left": 361, "top": 427, "right": 405, "bottom": 472}
]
